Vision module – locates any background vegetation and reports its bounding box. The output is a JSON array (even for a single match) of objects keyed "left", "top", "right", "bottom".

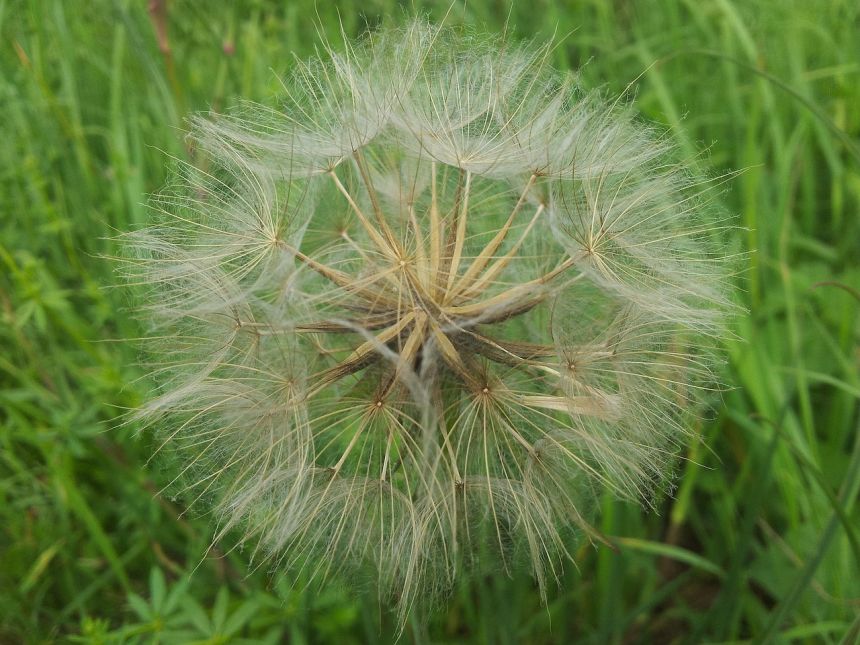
[{"left": 1, "top": 0, "right": 858, "bottom": 642}]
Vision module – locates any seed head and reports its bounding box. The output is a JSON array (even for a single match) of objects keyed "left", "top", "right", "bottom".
[{"left": 123, "top": 20, "right": 734, "bottom": 622}]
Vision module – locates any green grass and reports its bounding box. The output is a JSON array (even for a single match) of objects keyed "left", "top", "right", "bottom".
[{"left": 1, "top": 0, "right": 858, "bottom": 642}]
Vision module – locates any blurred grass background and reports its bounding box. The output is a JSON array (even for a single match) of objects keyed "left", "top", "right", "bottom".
[{"left": 1, "top": 0, "right": 859, "bottom": 642}]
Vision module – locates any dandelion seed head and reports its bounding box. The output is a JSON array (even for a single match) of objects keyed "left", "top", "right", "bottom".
[{"left": 122, "top": 19, "right": 736, "bottom": 624}]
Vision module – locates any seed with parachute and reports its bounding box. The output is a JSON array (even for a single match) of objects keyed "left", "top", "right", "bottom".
[{"left": 121, "top": 19, "right": 735, "bottom": 622}]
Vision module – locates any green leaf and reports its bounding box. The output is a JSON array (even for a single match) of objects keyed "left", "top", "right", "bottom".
[{"left": 613, "top": 537, "right": 726, "bottom": 579}]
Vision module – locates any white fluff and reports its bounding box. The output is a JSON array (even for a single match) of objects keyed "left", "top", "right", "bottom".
[{"left": 121, "top": 20, "right": 735, "bottom": 625}]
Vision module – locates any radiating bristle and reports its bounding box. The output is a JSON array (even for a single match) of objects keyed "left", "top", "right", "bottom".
[{"left": 121, "top": 19, "right": 736, "bottom": 628}]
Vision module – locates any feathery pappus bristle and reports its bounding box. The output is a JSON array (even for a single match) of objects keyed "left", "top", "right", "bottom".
[{"left": 120, "top": 19, "right": 736, "bottom": 626}]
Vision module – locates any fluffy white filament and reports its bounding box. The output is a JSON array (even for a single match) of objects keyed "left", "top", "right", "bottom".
[{"left": 123, "top": 20, "right": 734, "bottom": 622}]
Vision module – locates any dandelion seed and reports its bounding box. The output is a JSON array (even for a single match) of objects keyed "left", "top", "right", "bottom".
[{"left": 122, "top": 20, "right": 735, "bottom": 625}]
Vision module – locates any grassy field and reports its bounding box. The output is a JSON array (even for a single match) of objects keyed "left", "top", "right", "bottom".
[{"left": 1, "top": 0, "right": 859, "bottom": 642}]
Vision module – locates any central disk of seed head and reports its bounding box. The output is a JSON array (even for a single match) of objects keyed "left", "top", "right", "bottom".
[{"left": 289, "top": 154, "right": 573, "bottom": 412}]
